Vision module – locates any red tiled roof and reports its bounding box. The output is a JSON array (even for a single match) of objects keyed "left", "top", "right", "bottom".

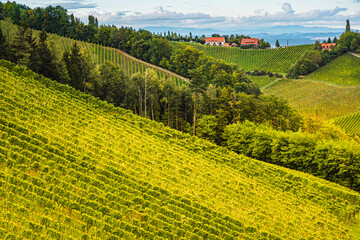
[
  {"left": 241, "top": 38, "right": 259, "bottom": 45},
  {"left": 205, "top": 37, "right": 225, "bottom": 43},
  {"left": 321, "top": 43, "right": 336, "bottom": 49}
]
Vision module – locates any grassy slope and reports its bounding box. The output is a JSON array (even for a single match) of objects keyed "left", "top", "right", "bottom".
[
  {"left": 304, "top": 53, "right": 360, "bottom": 86},
  {"left": 172, "top": 42, "right": 313, "bottom": 73},
  {"left": 1, "top": 60, "right": 360, "bottom": 239},
  {"left": 0, "top": 21, "right": 188, "bottom": 86},
  {"left": 264, "top": 53, "right": 360, "bottom": 122},
  {"left": 264, "top": 79, "right": 360, "bottom": 119}
]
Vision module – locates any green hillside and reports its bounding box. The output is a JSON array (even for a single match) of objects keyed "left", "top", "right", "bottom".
[
  {"left": 259, "top": 44, "right": 314, "bottom": 73},
  {"left": 0, "top": 21, "right": 188, "bottom": 86},
  {"left": 304, "top": 53, "right": 360, "bottom": 86},
  {"left": 263, "top": 79, "right": 360, "bottom": 119},
  {"left": 171, "top": 42, "right": 313, "bottom": 73},
  {"left": 1, "top": 60, "right": 360, "bottom": 239}
]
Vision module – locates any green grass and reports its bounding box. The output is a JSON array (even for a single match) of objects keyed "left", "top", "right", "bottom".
[
  {"left": 172, "top": 42, "right": 313, "bottom": 73},
  {"left": 1, "top": 59, "right": 360, "bottom": 239},
  {"left": 304, "top": 53, "right": 360, "bottom": 86},
  {"left": 264, "top": 79, "right": 360, "bottom": 119}
]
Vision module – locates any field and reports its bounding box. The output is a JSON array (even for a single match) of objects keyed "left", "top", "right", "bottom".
[
  {"left": 0, "top": 21, "right": 188, "bottom": 86},
  {"left": 264, "top": 79, "right": 360, "bottom": 119},
  {"left": 172, "top": 42, "right": 313, "bottom": 73},
  {"left": 2, "top": 59, "right": 360, "bottom": 239},
  {"left": 304, "top": 53, "right": 360, "bottom": 86}
]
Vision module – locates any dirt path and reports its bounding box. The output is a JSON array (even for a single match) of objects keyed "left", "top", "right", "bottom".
[
  {"left": 107, "top": 47, "right": 190, "bottom": 83},
  {"left": 349, "top": 52, "right": 360, "bottom": 59}
]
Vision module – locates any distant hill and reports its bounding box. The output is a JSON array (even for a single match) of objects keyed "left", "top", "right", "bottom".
[
  {"left": 1, "top": 59, "right": 360, "bottom": 239},
  {"left": 144, "top": 25, "right": 342, "bottom": 46}
]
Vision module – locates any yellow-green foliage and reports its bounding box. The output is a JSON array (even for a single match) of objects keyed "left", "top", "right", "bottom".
[
  {"left": 335, "top": 111, "right": 360, "bottom": 135},
  {"left": 173, "top": 42, "right": 313, "bottom": 73},
  {"left": 264, "top": 79, "right": 360, "bottom": 119},
  {"left": 1, "top": 59, "right": 360, "bottom": 239},
  {"left": 304, "top": 53, "right": 360, "bottom": 86}
]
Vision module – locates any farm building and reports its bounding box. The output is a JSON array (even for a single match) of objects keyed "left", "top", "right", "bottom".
[
  {"left": 205, "top": 37, "right": 225, "bottom": 46},
  {"left": 224, "top": 42, "right": 231, "bottom": 47},
  {"left": 241, "top": 38, "right": 259, "bottom": 48},
  {"left": 231, "top": 43, "right": 238, "bottom": 47},
  {"left": 321, "top": 43, "right": 336, "bottom": 50}
]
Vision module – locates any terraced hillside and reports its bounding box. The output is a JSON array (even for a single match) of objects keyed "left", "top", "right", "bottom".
[
  {"left": 0, "top": 21, "right": 188, "bottom": 86},
  {"left": 334, "top": 111, "right": 360, "bottom": 135},
  {"left": 304, "top": 53, "right": 360, "bottom": 86},
  {"left": 264, "top": 79, "right": 360, "bottom": 119},
  {"left": 172, "top": 42, "right": 313, "bottom": 73},
  {"left": 1, "top": 60, "right": 360, "bottom": 239}
]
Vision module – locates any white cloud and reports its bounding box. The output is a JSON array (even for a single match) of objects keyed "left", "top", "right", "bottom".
[
  {"left": 79, "top": 3, "right": 359, "bottom": 30},
  {"left": 87, "top": 6, "right": 226, "bottom": 27},
  {"left": 282, "top": 3, "right": 294, "bottom": 14}
]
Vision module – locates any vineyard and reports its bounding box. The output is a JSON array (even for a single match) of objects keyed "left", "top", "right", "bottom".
[
  {"left": 1, "top": 59, "right": 360, "bottom": 239},
  {"left": 172, "top": 42, "right": 313, "bottom": 73},
  {"left": 264, "top": 79, "right": 360, "bottom": 120},
  {"left": 304, "top": 53, "right": 360, "bottom": 86},
  {"left": 259, "top": 44, "right": 314, "bottom": 73},
  {"left": 334, "top": 111, "right": 360, "bottom": 135},
  {"left": 0, "top": 21, "right": 188, "bottom": 86}
]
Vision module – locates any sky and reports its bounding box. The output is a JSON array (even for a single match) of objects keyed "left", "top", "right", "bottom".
[{"left": 15, "top": 0, "right": 360, "bottom": 31}]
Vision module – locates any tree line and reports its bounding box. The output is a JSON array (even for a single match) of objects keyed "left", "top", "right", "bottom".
[{"left": 223, "top": 120, "right": 360, "bottom": 192}]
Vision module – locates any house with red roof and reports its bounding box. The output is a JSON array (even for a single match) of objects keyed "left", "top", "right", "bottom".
[
  {"left": 205, "top": 37, "right": 225, "bottom": 46},
  {"left": 321, "top": 43, "right": 336, "bottom": 50},
  {"left": 241, "top": 38, "right": 259, "bottom": 49}
]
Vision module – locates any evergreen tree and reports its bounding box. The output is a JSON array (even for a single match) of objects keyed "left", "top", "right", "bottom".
[
  {"left": 11, "top": 24, "right": 35, "bottom": 67},
  {"left": 346, "top": 19, "right": 350, "bottom": 32},
  {"left": 275, "top": 40, "right": 280, "bottom": 48},
  {"left": 327, "top": 37, "right": 331, "bottom": 43},
  {"left": 63, "top": 42, "right": 95, "bottom": 92},
  {"left": 333, "top": 37, "right": 337, "bottom": 43},
  {"left": 0, "top": 26, "right": 9, "bottom": 60}
]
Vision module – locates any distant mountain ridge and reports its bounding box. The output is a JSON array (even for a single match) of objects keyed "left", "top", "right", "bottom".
[{"left": 144, "top": 25, "right": 343, "bottom": 46}]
